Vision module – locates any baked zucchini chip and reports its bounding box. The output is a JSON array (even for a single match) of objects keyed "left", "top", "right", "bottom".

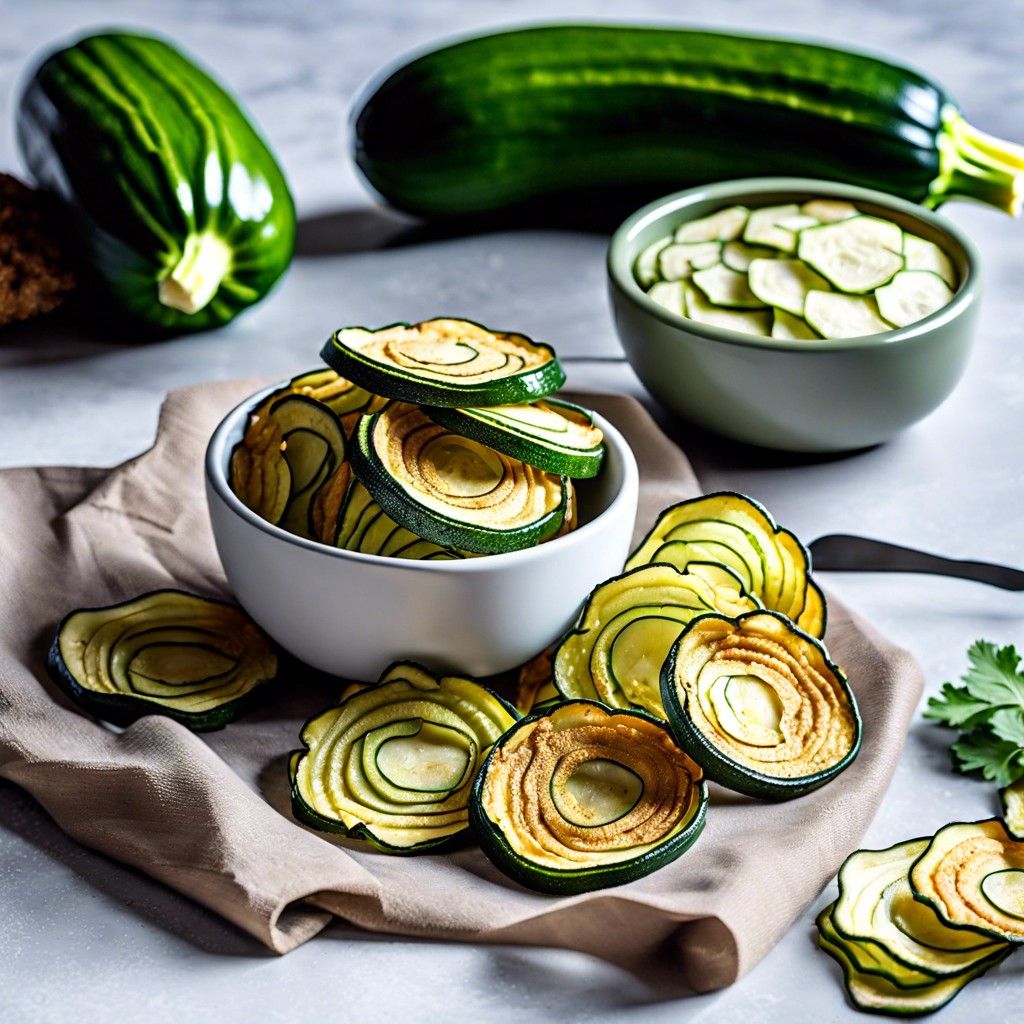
[
  {"left": 554, "top": 563, "right": 758, "bottom": 719},
  {"left": 625, "top": 491, "right": 825, "bottom": 637},
  {"left": 909, "top": 818, "right": 1024, "bottom": 942},
  {"left": 256, "top": 367, "right": 387, "bottom": 436},
  {"left": 470, "top": 701, "right": 708, "bottom": 894},
  {"left": 47, "top": 590, "right": 279, "bottom": 731},
  {"left": 320, "top": 318, "right": 565, "bottom": 407},
  {"left": 290, "top": 661, "right": 518, "bottom": 853},
  {"left": 424, "top": 398, "right": 604, "bottom": 478},
  {"left": 516, "top": 647, "right": 562, "bottom": 715},
  {"left": 350, "top": 402, "right": 566, "bottom": 554},
  {"left": 661, "top": 610, "right": 860, "bottom": 798}
]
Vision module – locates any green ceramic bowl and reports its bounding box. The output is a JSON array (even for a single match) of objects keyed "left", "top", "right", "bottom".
[{"left": 607, "top": 178, "right": 982, "bottom": 452}]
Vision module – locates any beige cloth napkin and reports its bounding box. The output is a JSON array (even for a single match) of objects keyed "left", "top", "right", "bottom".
[{"left": 0, "top": 379, "right": 923, "bottom": 993}]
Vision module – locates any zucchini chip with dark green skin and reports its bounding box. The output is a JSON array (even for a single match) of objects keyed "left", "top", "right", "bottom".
[
  {"left": 320, "top": 318, "right": 566, "bottom": 407},
  {"left": 830, "top": 839, "right": 1008, "bottom": 983},
  {"left": 470, "top": 700, "right": 707, "bottom": 894},
  {"left": 816, "top": 903, "right": 1012, "bottom": 1017},
  {"left": 626, "top": 491, "right": 826, "bottom": 638},
  {"left": 909, "top": 819, "right": 1024, "bottom": 943},
  {"left": 424, "top": 398, "right": 604, "bottom": 478},
  {"left": 553, "top": 563, "right": 758, "bottom": 719},
  {"left": 230, "top": 392, "right": 346, "bottom": 539},
  {"left": 350, "top": 402, "right": 567, "bottom": 554},
  {"left": 47, "top": 590, "right": 279, "bottom": 731},
  {"left": 290, "top": 661, "right": 519, "bottom": 853},
  {"left": 661, "top": 610, "right": 860, "bottom": 799},
  {"left": 257, "top": 367, "right": 387, "bottom": 436}
]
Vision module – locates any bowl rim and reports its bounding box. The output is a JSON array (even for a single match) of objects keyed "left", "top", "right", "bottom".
[
  {"left": 205, "top": 380, "right": 639, "bottom": 575},
  {"left": 607, "top": 176, "right": 981, "bottom": 353}
]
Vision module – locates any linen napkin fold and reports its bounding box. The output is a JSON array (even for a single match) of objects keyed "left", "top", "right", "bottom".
[{"left": 0, "top": 379, "right": 923, "bottom": 993}]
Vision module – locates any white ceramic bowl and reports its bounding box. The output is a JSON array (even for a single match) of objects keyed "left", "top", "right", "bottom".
[{"left": 205, "top": 382, "right": 639, "bottom": 681}]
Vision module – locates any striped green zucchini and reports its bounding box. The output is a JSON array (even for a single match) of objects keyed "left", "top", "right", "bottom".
[
  {"left": 17, "top": 31, "right": 295, "bottom": 331},
  {"left": 353, "top": 25, "right": 1024, "bottom": 223}
]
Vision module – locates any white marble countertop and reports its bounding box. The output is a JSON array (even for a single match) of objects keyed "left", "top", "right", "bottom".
[{"left": 2, "top": 2, "right": 1023, "bottom": 1021}]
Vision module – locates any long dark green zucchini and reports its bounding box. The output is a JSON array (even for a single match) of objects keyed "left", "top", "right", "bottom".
[
  {"left": 352, "top": 25, "right": 1024, "bottom": 224},
  {"left": 17, "top": 31, "right": 295, "bottom": 331}
]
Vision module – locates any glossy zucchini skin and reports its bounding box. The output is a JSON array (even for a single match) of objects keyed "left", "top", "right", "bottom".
[
  {"left": 17, "top": 31, "right": 296, "bottom": 332},
  {"left": 352, "top": 25, "right": 952, "bottom": 224}
]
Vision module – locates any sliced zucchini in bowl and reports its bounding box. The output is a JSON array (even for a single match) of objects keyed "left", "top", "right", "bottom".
[
  {"left": 469, "top": 700, "right": 708, "bottom": 894},
  {"left": 658, "top": 240, "right": 722, "bottom": 280},
  {"left": 320, "top": 318, "right": 565, "bottom": 407},
  {"left": 691, "top": 262, "right": 763, "bottom": 308},
  {"left": 797, "top": 215, "right": 904, "bottom": 293},
  {"left": 290, "top": 661, "right": 518, "bottom": 853},
  {"left": 673, "top": 204, "right": 748, "bottom": 243},
  {"left": 349, "top": 402, "right": 567, "bottom": 554},
  {"left": 661, "top": 610, "right": 861, "bottom": 799},
  {"left": 875, "top": 270, "right": 955, "bottom": 328},
  {"left": 747, "top": 258, "right": 830, "bottom": 317},
  {"left": 804, "top": 291, "right": 895, "bottom": 340},
  {"left": 47, "top": 590, "right": 279, "bottom": 731}
]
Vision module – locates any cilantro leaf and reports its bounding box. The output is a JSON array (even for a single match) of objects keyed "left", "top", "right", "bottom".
[
  {"left": 925, "top": 640, "right": 1024, "bottom": 729},
  {"left": 950, "top": 729, "right": 1024, "bottom": 788},
  {"left": 990, "top": 706, "right": 1024, "bottom": 747},
  {"left": 924, "top": 682, "right": 997, "bottom": 729}
]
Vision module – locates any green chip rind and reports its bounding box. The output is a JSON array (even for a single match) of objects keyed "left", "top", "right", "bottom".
[
  {"left": 320, "top": 319, "right": 566, "bottom": 407},
  {"left": 349, "top": 410, "right": 568, "bottom": 555},
  {"left": 423, "top": 398, "right": 605, "bottom": 479},
  {"left": 468, "top": 700, "right": 709, "bottom": 894}
]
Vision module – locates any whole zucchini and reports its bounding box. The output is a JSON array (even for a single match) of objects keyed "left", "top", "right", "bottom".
[
  {"left": 352, "top": 24, "right": 1024, "bottom": 224},
  {"left": 17, "top": 31, "right": 296, "bottom": 332}
]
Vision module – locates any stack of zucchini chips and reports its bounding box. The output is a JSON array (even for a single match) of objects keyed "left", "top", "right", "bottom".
[{"left": 818, "top": 819, "right": 1024, "bottom": 1015}]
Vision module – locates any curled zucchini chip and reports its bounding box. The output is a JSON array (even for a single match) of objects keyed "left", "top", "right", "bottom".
[
  {"left": 230, "top": 393, "right": 347, "bottom": 539},
  {"left": 424, "top": 397, "right": 605, "bottom": 479},
  {"left": 553, "top": 563, "right": 758, "bottom": 719},
  {"left": 1002, "top": 779, "right": 1024, "bottom": 840},
  {"left": 320, "top": 318, "right": 565, "bottom": 407},
  {"left": 909, "top": 819, "right": 1024, "bottom": 942},
  {"left": 831, "top": 839, "right": 1007, "bottom": 981},
  {"left": 261, "top": 367, "right": 388, "bottom": 435},
  {"left": 470, "top": 700, "right": 708, "bottom": 894},
  {"left": 816, "top": 904, "right": 1010, "bottom": 1017},
  {"left": 661, "top": 610, "right": 861, "bottom": 798},
  {"left": 625, "top": 491, "right": 826, "bottom": 637},
  {"left": 47, "top": 590, "right": 279, "bottom": 731},
  {"left": 350, "top": 402, "right": 567, "bottom": 554},
  {"left": 290, "top": 661, "right": 519, "bottom": 853}
]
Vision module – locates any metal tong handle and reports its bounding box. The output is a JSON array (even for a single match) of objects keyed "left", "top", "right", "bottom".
[{"left": 807, "top": 534, "right": 1024, "bottom": 592}]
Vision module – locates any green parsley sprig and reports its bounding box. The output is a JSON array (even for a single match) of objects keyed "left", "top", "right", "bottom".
[{"left": 925, "top": 640, "right": 1024, "bottom": 788}]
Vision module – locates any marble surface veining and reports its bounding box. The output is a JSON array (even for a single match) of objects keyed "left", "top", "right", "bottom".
[{"left": 2, "top": 1, "right": 1024, "bottom": 1022}]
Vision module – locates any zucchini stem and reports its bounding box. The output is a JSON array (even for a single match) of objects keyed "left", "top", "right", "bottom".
[
  {"left": 158, "top": 231, "right": 232, "bottom": 314},
  {"left": 930, "top": 106, "right": 1024, "bottom": 215}
]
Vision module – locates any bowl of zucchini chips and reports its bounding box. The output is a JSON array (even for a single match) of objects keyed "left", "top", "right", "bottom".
[
  {"left": 206, "top": 318, "right": 639, "bottom": 681},
  {"left": 608, "top": 177, "right": 981, "bottom": 452}
]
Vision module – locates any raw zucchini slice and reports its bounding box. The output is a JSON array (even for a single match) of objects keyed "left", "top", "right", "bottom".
[
  {"left": 647, "top": 279, "right": 686, "bottom": 316},
  {"left": 470, "top": 700, "right": 708, "bottom": 894},
  {"left": 743, "top": 203, "right": 801, "bottom": 251},
  {"left": 798, "top": 215, "right": 904, "bottom": 293},
  {"left": 748, "top": 258, "right": 831, "bottom": 317},
  {"left": 661, "top": 611, "right": 861, "bottom": 799},
  {"left": 722, "top": 241, "right": 778, "bottom": 272},
  {"left": 685, "top": 285, "right": 772, "bottom": 336},
  {"left": 290, "top": 661, "right": 518, "bottom": 853},
  {"left": 909, "top": 819, "right": 1024, "bottom": 942},
  {"left": 816, "top": 905, "right": 1009, "bottom": 1017},
  {"left": 255, "top": 367, "right": 387, "bottom": 436},
  {"left": 1002, "top": 779, "right": 1024, "bottom": 840},
  {"left": 691, "top": 262, "right": 763, "bottom": 308},
  {"left": 903, "top": 233, "right": 958, "bottom": 289},
  {"left": 875, "top": 270, "right": 955, "bottom": 328},
  {"left": 772, "top": 309, "right": 820, "bottom": 341},
  {"left": 634, "top": 236, "right": 670, "bottom": 287},
  {"left": 350, "top": 403, "right": 566, "bottom": 554},
  {"left": 625, "top": 492, "right": 826, "bottom": 638},
  {"left": 658, "top": 240, "right": 722, "bottom": 280},
  {"left": 774, "top": 212, "right": 821, "bottom": 233},
  {"left": 320, "top": 318, "right": 565, "bottom": 407},
  {"left": 516, "top": 647, "right": 562, "bottom": 714},
  {"left": 424, "top": 398, "right": 605, "bottom": 479},
  {"left": 47, "top": 590, "right": 279, "bottom": 731},
  {"left": 553, "top": 563, "right": 757, "bottom": 719},
  {"left": 805, "top": 291, "right": 895, "bottom": 340},
  {"left": 832, "top": 839, "right": 1007, "bottom": 980},
  {"left": 800, "top": 199, "right": 859, "bottom": 223},
  {"left": 673, "top": 205, "right": 748, "bottom": 243}
]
